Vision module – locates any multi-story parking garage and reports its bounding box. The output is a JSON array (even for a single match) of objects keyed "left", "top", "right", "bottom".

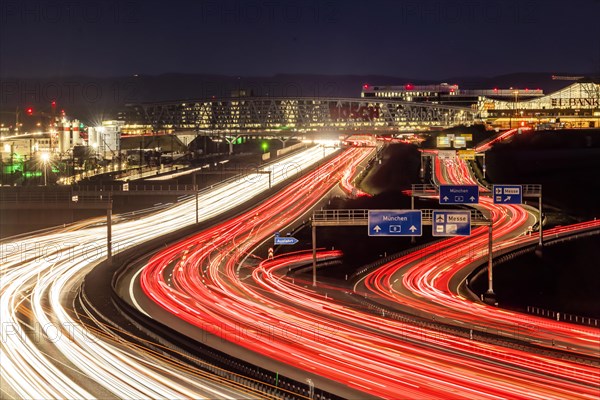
[{"left": 120, "top": 97, "right": 476, "bottom": 135}]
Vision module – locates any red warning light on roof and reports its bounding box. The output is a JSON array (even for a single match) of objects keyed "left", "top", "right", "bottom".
[
  {"left": 405, "top": 84, "right": 414, "bottom": 90},
  {"left": 363, "top": 84, "right": 369, "bottom": 90},
  {"left": 493, "top": 88, "right": 498, "bottom": 92}
]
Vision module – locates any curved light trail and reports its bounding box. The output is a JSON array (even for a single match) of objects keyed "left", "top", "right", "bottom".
[
  {"left": 1, "top": 146, "right": 335, "bottom": 398},
  {"left": 138, "top": 146, "right": 599, "bottom": 399},
  {"left": 360, "top": 155, "right": 600, "bottom": 357}
]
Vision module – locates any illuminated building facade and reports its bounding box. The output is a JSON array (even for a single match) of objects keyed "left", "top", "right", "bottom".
[
  {"left": 478, "top": 81, "right": 600, "bottom": 128},
  {"left": 121, "top": 97, "right": 475, "bottom": 134},
  {"left": 361, "top": 83, "right": 544, "bottom": 107}
]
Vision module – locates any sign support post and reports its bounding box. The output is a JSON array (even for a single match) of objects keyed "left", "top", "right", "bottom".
[
  {"left": 312, "top": 225, "right": 317, "bottom": 286},
  {"left": 107, "top": 198, "right": 113, "bottom": 265},
  {"left": 195, "top": 187, "right": 199, "bottom": 224},
  {"left": 487, "top": 224, "right": 494, "bottom": 295},
  {"left": 538, "top": 188, "right": 543, "bottom": 249},
  {"left": 483, "top": 223, "right": 498, "bottom": 305},
  {"left": 410, "top": 196, "right": 416, "bottom": 244}
]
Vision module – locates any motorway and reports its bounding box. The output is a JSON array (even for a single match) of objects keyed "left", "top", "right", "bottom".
[
  {"left": 2, "top": 139, "right": 599, "bottom": 399},
  {"left": 132, "top": 146, "right": 599, "bottom": 399},
  {"left": 359, "top": 155, "right": 600, "bottom": 357},
  {"left": 128, "top": 146, "right": 378, "bottom": 398},
  {"left": 0, "top": 145, "right": 337, "bottom": 399}
]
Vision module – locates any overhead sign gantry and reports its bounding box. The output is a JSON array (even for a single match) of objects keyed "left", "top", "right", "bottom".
[{"left": 310, "top": 208, "right": 490, "bottom": 287}]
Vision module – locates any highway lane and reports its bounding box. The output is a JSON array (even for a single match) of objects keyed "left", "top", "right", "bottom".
[
  {"left": 252, "top": 251, "right": 600, "bottom": 396},
  {"left": 136, "top": 145, "right": 599, "bottom": 399},
  {"left": 475, "top": 127, "right": 532, "bottom": 153},
  {"left": 1, "top": 145, "right": 336, "bottom": 399},
  {"left": 136, "top": 147, "right": 406, "bottom": 397}
]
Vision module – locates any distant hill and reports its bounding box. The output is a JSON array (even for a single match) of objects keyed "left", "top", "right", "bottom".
[{"left": 0, "top": 72, "right": 591, "bottom": 124}]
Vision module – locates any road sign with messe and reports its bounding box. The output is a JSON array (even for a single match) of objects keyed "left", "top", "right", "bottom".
[
  {"left": 432, "top": 210, "right": 471, "bottom": 236},
  {"left": 368, "top": 210, "right": 422, "bottom": 237},
  {"left": 492, "top": 185, "right": 523, "bottom": 204},
  {"left": 439, "top": 185, "right": 479, "bottom": 204}
]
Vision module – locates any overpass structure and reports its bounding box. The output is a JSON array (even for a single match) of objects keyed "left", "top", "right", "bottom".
[{"left": 124, "top": 97, "right": 476, "bottom": 135}]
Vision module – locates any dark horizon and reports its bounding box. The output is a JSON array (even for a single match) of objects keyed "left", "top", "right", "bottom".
[
  {"left": 1, "top": 0, "right": 599, "bottom": 79},
  {"left": 1, "top": 70, "right": 598, "bottom": 81}
]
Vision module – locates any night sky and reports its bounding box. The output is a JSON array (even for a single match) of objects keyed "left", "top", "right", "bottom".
[{"left": 1, "top": 0, "right": 599, "bottom": 79}]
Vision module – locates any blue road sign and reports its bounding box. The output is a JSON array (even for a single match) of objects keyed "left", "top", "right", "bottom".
[
  {"left": 432, "top": 210, "right": 471, "bottom": 237},
  {"left": 368, "top": 210, "right": 422, "bottom": 237},
  {"left": 439, "top": 185, "right": 479, "bottom": 204},
  {"left": 493, "top": 185, "right": 523, "bottom": 204},
  {"left": 274, "top": 235, "right": 299, "bottom": 245}
]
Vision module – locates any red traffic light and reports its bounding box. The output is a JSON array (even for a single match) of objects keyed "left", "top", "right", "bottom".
[
  {"left": 51, "top": 101, "right": 57, "bottom": 107},
  {"left": 26, "top": 107, "right": 33, "bottom": 115}
]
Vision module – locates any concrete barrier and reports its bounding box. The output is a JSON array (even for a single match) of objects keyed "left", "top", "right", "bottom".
[{"left": 276, "top": 142, "right": 305, "bottom": 157}]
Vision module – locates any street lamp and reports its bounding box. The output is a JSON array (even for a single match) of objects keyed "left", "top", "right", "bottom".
[
  {"left": 40, "top": 152, "right": 50, "bottom": 186},
  {"left": 513, "top": 90, "right": 519, "bottom": 128}
]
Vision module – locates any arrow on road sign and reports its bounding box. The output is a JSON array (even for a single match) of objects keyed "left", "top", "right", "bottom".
[
  {"left": 274, "top": 236, "right": 299, "bottom": 245},
  {"left": 432, "top": 210, "right": 471, "bottom": 237},
  {"left": 443, "top": 196, "right": 449, "bottom": 201},
  {"left": 368, "top": 210, "right": 422, "bottom": 237},
  {"left": 492, "top": 185, "right": 523, "bottom": 205},
  {"left": 469, "top": 196, "right": 476, "bottom": 202}
]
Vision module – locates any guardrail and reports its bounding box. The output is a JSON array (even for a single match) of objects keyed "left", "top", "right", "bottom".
[
  {"left": 73, "top": 184, "right": 199, "bottom": 193},
  {"left": 0, "top": 190, "right": 104, "bottom": 204},
  {"left": 312, "top": 208, "right": 490, "bottom": 226},
  {"left": 413, "top": 184, "right": 542, "bottom": 198},
  {"left": 527, "top": 306, "right": 598, "bottom": 327},
  {"left": 312, "top": 209, "right": 369, "bottom": 225},
  {"left": 348, "top": 292, "right": 599, "bottom": 366},
  {"left": 411, "top": 184, "right": 438, "bottom": 196}
]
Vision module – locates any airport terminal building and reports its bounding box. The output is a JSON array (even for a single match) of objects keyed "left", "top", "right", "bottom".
[
  {"left": 478, "top": 81, "right": 600, "bottom": 128},
  {"left": 361, "top": 83, "right": 544, "bottom": 107}
]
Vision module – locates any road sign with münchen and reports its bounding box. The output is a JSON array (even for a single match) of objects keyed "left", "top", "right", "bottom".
[
  {"left": 439, "top": 185, "right": 479, "bottom": 204},
  {"left": 368, "top": 210, "right": 422, "bottom": 237}
]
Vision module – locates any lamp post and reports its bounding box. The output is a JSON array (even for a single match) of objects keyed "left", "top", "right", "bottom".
[
  {"left": 40, "top": 152, "right": 50, "bottom": 186},
  {"left": 513, "top": 90, "right": 519, "bottom": 128}
]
